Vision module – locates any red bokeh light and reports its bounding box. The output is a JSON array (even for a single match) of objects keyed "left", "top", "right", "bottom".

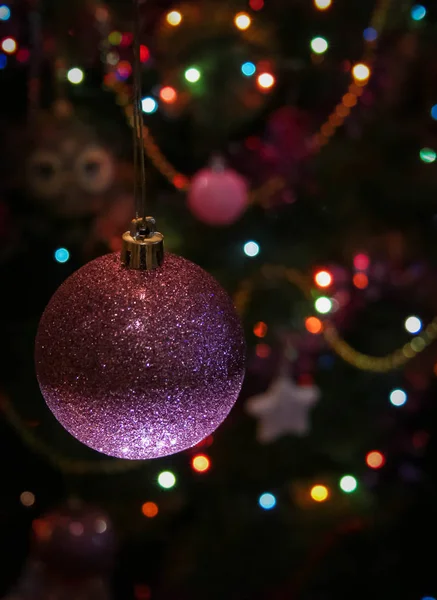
[
  {"left": 353, "top": 253, "right": 370, "bottom": 271},
  {"left": 353, "top": 272, "right": 369, "bottom": 289}
]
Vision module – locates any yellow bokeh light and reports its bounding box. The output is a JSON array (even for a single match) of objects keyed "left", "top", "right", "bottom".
[
  {"left": 166, "top": 10, "right": 182, "bottom": 26},
  {"left": 192, "top": 454, "right": 211, "bottom": 473},
  {"left": 352, "top": 63, "right": 371, "bottom": 82},
  {"left": 235, "top": 12, "right": 251, "bottom": 30},
  {"left": 310, "top": 484, "right": 329, "bottom": 502},
  {"left": 314, "top": 0, "right": 332, "bottom": 9}
]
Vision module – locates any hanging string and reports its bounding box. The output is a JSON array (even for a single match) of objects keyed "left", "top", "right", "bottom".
[{"left": 132, "top": 0, "right": 147, "bottom": 220}]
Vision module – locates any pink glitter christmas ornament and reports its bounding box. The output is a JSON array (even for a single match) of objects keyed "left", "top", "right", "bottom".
[
  {"left": 35, "top": 251, "right": 245, "bottom": 459},
  {"left": 188, "top": 159, "right": 248, "bottom": 226}
]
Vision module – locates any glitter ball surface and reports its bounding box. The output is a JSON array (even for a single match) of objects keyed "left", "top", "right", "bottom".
[{"left": 35, "top": 253, "right": 246, "bottom": 459}]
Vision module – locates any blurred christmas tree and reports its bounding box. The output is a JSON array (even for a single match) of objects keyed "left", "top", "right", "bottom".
[{"left": 1, "top": 0, "right": 437, "bottom": 599}]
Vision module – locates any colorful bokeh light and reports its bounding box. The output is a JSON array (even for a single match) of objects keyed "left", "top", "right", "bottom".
[
  {"left": 142, "top": 97, "right": 158, "bottom": 114},
  {"left": 54, "top": 248, "right": 70, "bottom": 263},
  {"left": 353, "top": 273, "right": 369, "bottom": 289},
  {"left": 257, "top": 72, "right": 275, "bottom": 90},
  {"left": 242, "top": 61, "right": 256, "bottom": 77},
  {"left": 353, "top": 253, "right": 370, "bottom": 270},
  {"left": 253, "top": 321, "right": 268, "bottom": 338},
  {"left": 411, "top": 4, "right": 426, "bottom": 20},
  {"left": 352, "top": 63, "right": 371, "bottom": 82},
  {"left": 389, "top": 388, "right": 407, "bottom": 407},
  {"left": 234, "top": 12, "right": 251, "bottom": 30},
  {"left": 185, "top": 67, "right": 201, "bottom": 83},
  {"left": 244, "top": 241, "right": 260, "bottom": 257},
  {"left": 315, "top": 296, "right": 332, "bottom": 314},
  {"left": 339, "top": 475, "right": 357, "bottom": 493},
  {"left": 311, "top": 36, "right": 328, "bottom": 54},
  {"left": 0, "top": 5, "right": 11, "bottom": 21},
  {"left": 1, "top": 37, "right": 16, "bottom": 54},
  {"left": 166, "top": 10, "right": 182, "bottom": 26},
  {"left": 314, "top": 270, "right": 332, "bottom": 288},
  {"left": 142, "top": 502, "right": 159, "bottom": 518},
  {"left": 67, "top": 68, "right": 84, "bottom": 84},
  {"left": 310, "top": 485, "right": 329, "bottom": 502},
  {"left": 259, "top": 492, "right": 276, "bottom": 510},
  {"left": 366, "top": 451, "right": 385, "bottom": 469},
  {"left": 305, "top": 316, "right": 323, "bottom": 334},
  {"left": 314, "top": 0, "right": 332, "bottom": 9},
  {"left": 158, "top": 471, "right": 176, "bottom": 489},
  {"left": 160, "top": 86, "right": 177, "bottom": 103},
  {"left": 192, "top": 454, "right": 211, "bottom": 473},
  {"left": 420, "top": 148, "right": 436, "bottom": 164},
  {"left": 405, "top": 316, "right": 422, "bottom": 334}
]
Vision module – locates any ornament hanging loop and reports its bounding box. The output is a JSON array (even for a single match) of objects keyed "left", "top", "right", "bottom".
[{"left": 121, "top": 217, "right": 164, "bottom": 270}]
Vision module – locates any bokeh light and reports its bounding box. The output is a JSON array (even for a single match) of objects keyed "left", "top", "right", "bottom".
[
  {"left": 259, "top": 492, "right": 276, "bottom": 510},
  {"left": 234, "top": 12, "right": 251, "bottom": 30},
  {"left": 185, "top": 67, "right": 201, "bottom": 83},
  {"left": 1, "top": 37, "right": 16, "bottom": 54},
  {"left": 314, "top": 270, "right": 332, "bottom": 288},
  {"left": 140, "top": 45, "right": 150, "bottom": 63},
  {"left": 256, "top": 343, "right": 271, "bottom": 358},
  {"left": 310, "top": 485, "right": 329, "bottom": 502},
  {"left": 352, "top": 63, "right": 370, "bottom": 82},
  {"left": 366, "top": 451, "right": 385, "bottom": 469},
  {"left": 0, "top": 53, "right": 6, "bottom": 69},
  {"left": 166, "top": 10, "right": 182, "bottom": 26},
  {"left": 339, "top": 475, "right": 357, "bottom": 493},
  {"left": 411, "top": 4, "right": 426, "bottom": 20},
  {"left": 142, "top": 502, "right": 159, "bottom": 518},
  {"left": 192, "top": 454, "right": 211, "bottom": 473},
  {"left": 314, "top": 0, "right": 332, "bottom": 10},
  {"left": 250, "top": 0, "right": 264, "bottom": 10},
  {"left": 158, "top": 471, "right": 176, "bottom": 489},
  {"left": 67, "top": 67, "right": 84, "bottom": 84},
  {"left": 390, "top": 388, "right": 407, "bottom": 407},
  {"left": 305, "top": 316, "right": 323, "bottom": 334},
  {"left": 420, "top": 148, "right": 436, "bottom": 164},
  {"left": 244, "top": 241, "right": 260, "bottom": 257},
  {"left": 363, "top": 27, "right": 378, "bottom": 42},
  {"left": 241, "top": 61, "right": 256, "bottom": 77},
  {"left": 405, "top": 316, "right": 422, "bottom": 334},
  {"left": 54, "top": 248, "right": 70, "bottom": 263},
  {"left": 142, "top": 97, "right": 158, "bottom": 114},
  {"left": 253, "top": 321, "right": 268, "bottom": 338},
  {"left": 160, "top": 86, "right": 177, "bottom": 104},
  {"left": 108, "top": 31, "right": 122, "bottom": 45},
  {"left": 353, "top": 253, "right": 370, "bottom": 270},
  {"left": 0, "top": 5, "right": 11, "bottom": 21},
  {"left": 20, "top": 491, "right": 35, "bottom": 507},
  {"left": 257, "top": 72, "right": 275, "bottom": 90},
  {"left": 315, "top": 297, "right": 332, "bottom": 314},
  {"left": 431, "top": 105, "right": 437, "bottom": 120},
  {"left": 353, "top": 273, "right": 368, "bottom": 289},
  {"left": 311, "top": 36, "right": 328, "bottom": 54}
]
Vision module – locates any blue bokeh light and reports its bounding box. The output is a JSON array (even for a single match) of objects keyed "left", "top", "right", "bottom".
[
  {"left": 241, "top": 61, "right": 256, "bottom": 77},
  {"left": 431, "top": 105, "right": 437, "bottom": 120},
  {"left": 411, "top": 4, "right": 426, "bottom": 20},
  {"left": 0, "top": 53, "right": 7, "bottom": 69},
  {"left": 142, "top": 96, "right": 158, "bottom": 114},
  {"left": 54, "top": 248, "right": 70, "bottom": 263},
  {"left": 421, "top": 597, "right": 436, "bottom": 600},
  {"left": 244, "top": 241, "right": 260, "bottom": 257},
  {"left": 259, "top": 492, "right": 276, "bottom": 510},
  {"left": 0, "top": 5, "right": 11, "bottom": 21},
  {"left": 363, "top": 27, "right": 378, "bottom": 42}
]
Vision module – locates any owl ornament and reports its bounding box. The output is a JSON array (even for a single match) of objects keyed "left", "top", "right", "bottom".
[{"left": 23, "top": 108, "right": 133, "bottom": 255}]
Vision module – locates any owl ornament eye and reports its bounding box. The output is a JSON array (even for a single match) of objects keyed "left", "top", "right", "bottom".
[
  {"left": 75, "top": 146, "right": 114, "bottom": 193},
  {"left": 26, "top": 151, "right": 64, "bottom": 199}
]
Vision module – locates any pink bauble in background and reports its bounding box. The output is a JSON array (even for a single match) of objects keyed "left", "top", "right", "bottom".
[
  {"left": 35, "top": 253, "right": 246, "bottom": 460},
  {"left": 188, "top": 164, "right": 249, "bottom": 226}
]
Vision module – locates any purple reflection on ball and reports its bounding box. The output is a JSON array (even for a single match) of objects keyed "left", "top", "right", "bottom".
[{"left": 35, "top": 253, "right": 246, "bottom": 459}]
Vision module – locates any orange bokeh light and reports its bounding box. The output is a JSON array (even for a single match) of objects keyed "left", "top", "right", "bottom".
[
  {"left": 192, "top": 454, "right": 211, "bottom": 473},
  {"left": 253, "top": 321, "right": 268, "bottom": 338},
  {"left": 305, "top": 316, "right": 323, "bottom": 334},
  {"left": 314, "top": 270, "right": 332, "bottom": 288},
  {"left": 142, "top": 502, "right": 159, "bottom": 518},
  {"left": 160, "top": 86, "right": 177, "bottom": 104},
  {"left": 366, "top": 451, "right": 385, "bottom": 469},
  {"left": 353, "top": 273, "right": 369, "bottom": 289}
]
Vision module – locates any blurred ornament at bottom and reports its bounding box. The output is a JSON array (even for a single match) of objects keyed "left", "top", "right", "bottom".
[{"left": 3, "top": 500, "right": 115, "bottom": 600}]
